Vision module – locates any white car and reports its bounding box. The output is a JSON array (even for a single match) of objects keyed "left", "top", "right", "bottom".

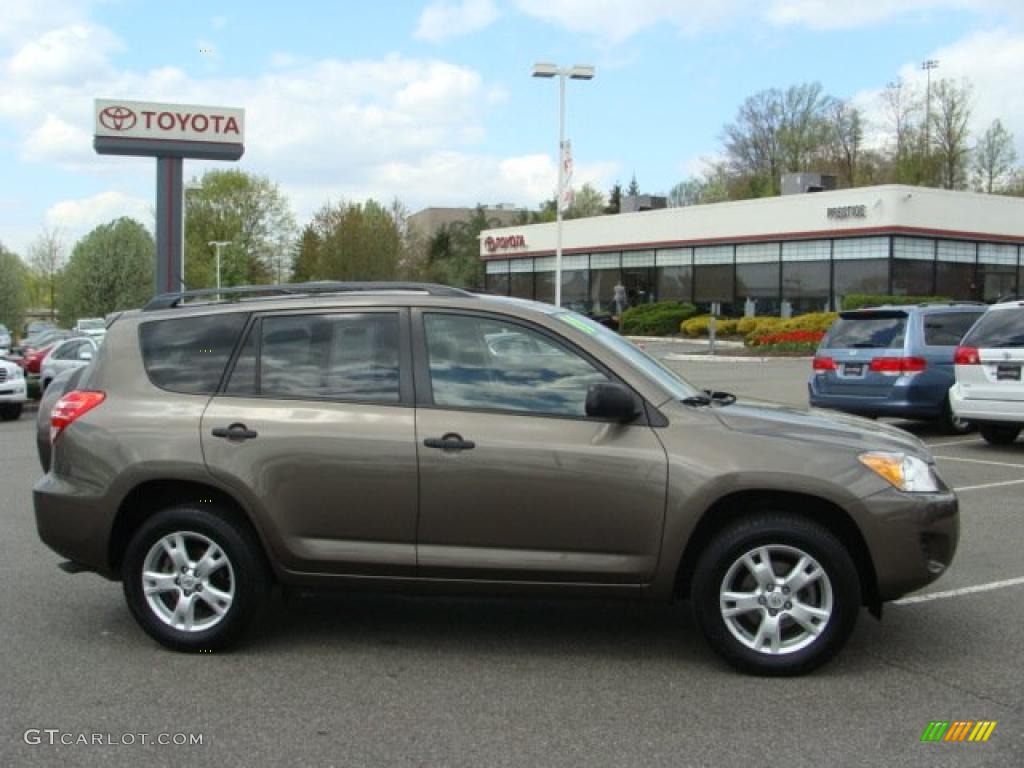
[
  {"left": 40, "top": 336, "right": 98, "bottom": 392},
  {"left": 0, "top": 323, "right": 12, "bottom": 355},
  {"left": 0, "top": 357, "right": 27, "bottom": 420},
  {"left": 950, "top": 299, "right": 1024, "bottom": 445},
  {"left": 74, "top": 317, "right": 107, "bottom": 342}
]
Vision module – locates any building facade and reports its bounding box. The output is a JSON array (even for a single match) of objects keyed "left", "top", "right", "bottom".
[{"left": 478, "top": 185, "right": 1024, "bottom": 316}]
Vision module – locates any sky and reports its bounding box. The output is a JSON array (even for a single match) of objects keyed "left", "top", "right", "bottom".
[{"left": 2, "top": 0, "right": 1024, "bottom": 257}]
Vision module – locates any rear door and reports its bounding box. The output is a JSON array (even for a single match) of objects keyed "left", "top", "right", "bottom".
[
  {"left": 201, "top": 308, "right": 419, "bottom": 576},
  {"left": 959, "top": 306, "right": 1024, "bottom": 401},
  {"left": 816, "top": 310, "right": 908, "bottom": 397}
]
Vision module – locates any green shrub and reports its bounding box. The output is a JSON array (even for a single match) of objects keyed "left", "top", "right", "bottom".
[
  {"left": 619, "top": 301, "right": 698, "bottom": 335},
  {"left": 783, "top": 312, "right": 838, "bottom": 333},
  {"left": 716, "top": 318, "right": 739, "bottom": 336},
  {"left": 841, "top": 294, "right": 951, "bottom": 310}
]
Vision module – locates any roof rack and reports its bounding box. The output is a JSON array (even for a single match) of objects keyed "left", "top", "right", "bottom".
[{"left": 142, "top": 281, "right": 472, "bottom": 311}]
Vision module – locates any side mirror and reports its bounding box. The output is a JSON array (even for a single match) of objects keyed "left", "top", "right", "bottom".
[{"left": 585, "top": 382, "right": 640, "bottom": 423}]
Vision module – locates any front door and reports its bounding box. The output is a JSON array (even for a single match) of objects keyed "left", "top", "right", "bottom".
[
  {"left": 202, "top": 309, "right": 419, "bottom": 576},
  {"left": 414, "top": 310, "right": 668, "bottom": 584}
]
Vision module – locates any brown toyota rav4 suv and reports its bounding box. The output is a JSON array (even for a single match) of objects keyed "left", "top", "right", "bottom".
[{"left": 34, "top": 282, "right": 959, "bottom": 675}]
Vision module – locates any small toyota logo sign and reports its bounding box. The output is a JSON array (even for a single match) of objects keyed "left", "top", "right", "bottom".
[{"left": 99, "top": 105, "right": 137, "bottom": 131}]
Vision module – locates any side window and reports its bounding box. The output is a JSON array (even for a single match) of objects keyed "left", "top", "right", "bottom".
[
  {"left": 225, "top": 323, "right": 258, "bottom": 395},
  {"left": 140, "top": 313, "right": 249, "bottom": 394},
  {"left": 424, "top": 313, "right": 609, "bottom": 417},
  {"left": 963, "top": 309, "right": 1024, "bottom": 349},
  {"left": 56, "top": 340, "right": 82, "bottom": 360},
  {"left": 923, "top": 312, "right": 984, "bottom": 346},
  {"left": 257, "top": 313, "right": 400, "bottom": 402}
]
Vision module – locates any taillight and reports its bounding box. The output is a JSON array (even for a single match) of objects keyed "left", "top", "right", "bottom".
[
  {"left": 51, "top": 390, "right": 106, "bottom": 442},
  {"left": 869, "top": 356, "right": 927, "bottom": 375},
  {"left": 954, "top": 346, "right": 980, "bottom": 365},
  {"left": 813, "top": 356, "right": 836, "bottom": 371}
]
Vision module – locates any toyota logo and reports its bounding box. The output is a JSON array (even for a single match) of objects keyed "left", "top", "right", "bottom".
[{"left": 99, "top": 105, "right": 137, "bottom": 131}]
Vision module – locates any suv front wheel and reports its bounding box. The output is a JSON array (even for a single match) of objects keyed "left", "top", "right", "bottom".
[
  {"left": 692, "top": 513, "right": 861, "bottom": 676},
  {"left": 122, "top": 505, "right": 269, "bottom": 652}
]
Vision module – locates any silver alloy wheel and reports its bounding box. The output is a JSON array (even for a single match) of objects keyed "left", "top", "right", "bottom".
[
  {"left": 719, "top": 544, "right": 833, "bottom": 655},
  {"left": 142, "top": 531, "right": 235, "bottom": 633}
]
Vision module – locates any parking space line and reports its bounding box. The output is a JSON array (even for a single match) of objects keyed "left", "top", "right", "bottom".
[
  {"left": 894, "top": 576, "right": 1024, "bottom": 605},
  {"left": 933, "top": 455, "right": 1024, "bottom": 469},
  {"left": 924, "top": 438, "right": 983, "bottom": 448},
  {"left": 954, "top": 478, "right": 1024, "bottom": 492}
]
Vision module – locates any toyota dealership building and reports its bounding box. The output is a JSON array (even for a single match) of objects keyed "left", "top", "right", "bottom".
[{"left": 478, "top": 185, "right": 1024, "bottom": 316}]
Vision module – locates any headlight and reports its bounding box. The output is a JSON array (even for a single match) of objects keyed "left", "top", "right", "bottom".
[
  {"left": 859, "top": 451, "right": 940, "bottom": 493},
  {"left": 11, "top": 366, "right": 24, "bottom": 379}
]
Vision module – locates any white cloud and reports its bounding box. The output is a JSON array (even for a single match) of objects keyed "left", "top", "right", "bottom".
[
  {"left": 45, "top": 191, "right": 153, "bottom": 238},
  {"left": 211, "top": 15, "right": 228, "bottom": 30},
  {"left": 514, "top": 0, "right": 1022, "bottom": 42},
  {"left": 7, "top": 22, "right": 121, "bottom": 82},
  {"left": 853, "top": 28, "right": 1024, "bottom": 157},
  {"left": 415, "top": 0, "right": 499, "bottom": 42}
]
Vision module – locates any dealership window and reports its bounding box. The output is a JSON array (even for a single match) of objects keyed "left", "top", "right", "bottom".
[
  {"left": 891, "top": 237, "right": 936, "bottom": 297},
  {"left": 534, "top": 256, "right": 557, "bottom": 304},
  {"left": 736, "top": 243, "right": 780, "bottom": 316},
  {"left": 622, "top": 250, "right": 655, "bottom": 306},
  {"left": 484, "top": 259, "right": 510, "bottom": 296},
  {"left": 694, "top": 246, "right": 734, "bottom": 312},
  {"left": 832, "top": 238, "right": 888, "bottom": 306},
  {"left": 782, "top": 240, "right": 830, "bottom": 314},
  {"left": 589, "top": 252, "right": 621, "bottom": 315},
  {"left": 509, "top": 258, "right": 534, "bottom": 300},
  {"left": 936, "top": 240, "right": 976, "bottom": 300},
  {"left": 656, "top": 248, "right": 693, "bottom": 303},
  {"left": 559, "top": 254, "right": 590, "bottom": 312},
  {"left": 978, "top": 243, "right": 1018, "bottom": 302}
]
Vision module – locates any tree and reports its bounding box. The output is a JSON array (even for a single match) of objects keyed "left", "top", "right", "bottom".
[
  {"left": 0, "top": 243, "right": 30, "bottom": 335},
  {"left": 722, "top": 87, "right": 784, "bottom": 195},
  {"left": 881, "top": 78, "right": 922, "bottom": 182},
  {"left": 626, "top": 174, "right": 640, "bottom": 197},
  {"left": 57, "top": 218, "right": 154, "bottom": 324},
  {"left": 972, "top": 119, "right": 1017, "bottom": 193},
  {"left": 425, "top": 205, "right": 500, "bottom": 289},
  {"left": 667, "top": 178, "right": 706, "bottom": 207},
  {"left": 566, "top": 183, "right": 606, "bottom": 219},
  {"left": 828, "top": 100, "right": 864, "bottom": 187},
  {"left": 778, "top": 82, "right": 832, "bottom": 175},
  {"left": 605, "top": 182, "right": 622, "bottom": 214},
  {"left": 27, "top": 227, "right": 65, "bottom": 318},
  {"left": 294, "top": 199, "right": 403, "bottom": 282},
  {"left": 930, "top": 78, "right": 973, "bottom": 190},
  {"left": 184, "top": 169, "right": 297, "bottom": 289}
]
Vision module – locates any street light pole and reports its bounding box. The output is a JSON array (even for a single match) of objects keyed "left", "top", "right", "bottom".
[
  {"left": 208, "top": 240, "right": 231, "bottom": 290},
  {"left": 532, "top": 62, "right": 595, "bottom": 308},
  {"left": 921, "top": 59, "right": 939, "bottom": 157}
]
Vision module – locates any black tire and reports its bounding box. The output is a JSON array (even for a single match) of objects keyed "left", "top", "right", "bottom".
[
  {"left": 41, "top": 378, "right": 51, "bottom": 392},
  {"left": 122, "top": 505, "right": 270, "bottom": 652},
  {"left": 691, "top": 513, "right": 861, "bottom": 676},
  {"left": 978, "top": 424, "right": 1021, "bottom": 446},
  {"left": 940, "top": 400, "right": 973, "bottom": 435},
  {"left": 0, "top": 404, "right": 23, "bottom": 421}
]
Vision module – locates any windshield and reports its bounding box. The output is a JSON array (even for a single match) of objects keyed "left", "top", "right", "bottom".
[
  {"left": 825, "top": 315, "right": 907, "bottom": 349},
  {"left": 553, "top": 311, "right": 701, "bottom": 401},
  {"left": 78, "top": 319, "right": 105, "bottom": 330}
]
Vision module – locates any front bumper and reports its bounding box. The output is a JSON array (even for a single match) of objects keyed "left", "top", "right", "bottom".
[
  {"left": 857, "top": 486, "right": 959, "bottom": 601},
  {"left": 0, "top": 376, "right": 27, "bottom": 403}
]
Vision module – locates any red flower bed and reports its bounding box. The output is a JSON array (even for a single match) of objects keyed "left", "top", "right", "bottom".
[{"left": 751, "top": 329, "right": 825, "bottom": 347}]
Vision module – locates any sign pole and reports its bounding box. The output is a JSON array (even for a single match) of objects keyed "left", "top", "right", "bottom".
[{"left": 154, "top": 156, "right": 184, "bottom": 295}]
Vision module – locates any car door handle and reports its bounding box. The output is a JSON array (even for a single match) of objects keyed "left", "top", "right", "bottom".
[
  {"left": 211, "top": 423, "right": 259, "bottom": 441},
  {"left": 423, "top": 433, "right": 475, "bottom": 451}
]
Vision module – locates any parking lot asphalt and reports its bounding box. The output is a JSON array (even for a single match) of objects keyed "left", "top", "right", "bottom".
[{"left": 2, "top": 357, "right": 1023, "bottom": 767}]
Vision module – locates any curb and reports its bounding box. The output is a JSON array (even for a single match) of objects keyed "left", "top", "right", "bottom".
[
  {"left": 627, "top": 336, "right": 745, "bottom": 348},
  {"left": 664, "top": 354, "right": 814, "bottom": 363}
]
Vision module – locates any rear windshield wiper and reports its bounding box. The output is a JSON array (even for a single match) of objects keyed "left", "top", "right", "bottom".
[
  {"left": 683, "top": 389, "right": 737, "bottom": 407},
  {"left": 846, "top": 342, "right": 883, "bottom": 348}
]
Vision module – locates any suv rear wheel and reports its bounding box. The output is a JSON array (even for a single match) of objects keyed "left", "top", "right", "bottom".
[
  {"left": 122, "top": 505, "right": 269, "bottom": 652},
  {"left": 691, "top": 513, "right": 861, "bottom": 676},
  {"left": 0, "top": 404, "right": 22, "bottom": 421},
  {"left": 978, "top": 424, "right": 1021, "bottom": 446}
]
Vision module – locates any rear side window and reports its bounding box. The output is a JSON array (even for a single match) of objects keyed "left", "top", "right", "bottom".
[
  {"left": 140, "top": 314, "right": 248, "bottom": 394},
  {"left": 226, "top": 313, "right": 401, "bottom": 402},
  {"left": 923, "top": 312, "right": 984, "bottom": 346},
  {"left": 825, "top": 314, "right": 907, "bottom": 349},
  {"left": 963, "top": 308, "right": 1024, "bottom": 348}
]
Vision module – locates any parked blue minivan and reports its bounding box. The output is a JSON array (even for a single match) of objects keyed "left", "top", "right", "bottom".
[{"left": 808, "top": 303, "right": 985, "bottom": 433}]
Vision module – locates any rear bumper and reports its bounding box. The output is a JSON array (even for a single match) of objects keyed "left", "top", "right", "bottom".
[
  {"left": 949, "top": 385, "right": 1024, "bottom": 425},
  {"left": 33, "top": 473, "right": 116, "bottom": 576},
  {"left": 858, "top": 487, "right": 959, "bottom": 601},
  {"left": 808, "top": 388, "right": 944, "bottom": 420}
]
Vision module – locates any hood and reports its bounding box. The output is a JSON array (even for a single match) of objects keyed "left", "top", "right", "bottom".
[{"left": 709, "top": 398, "right": 932, "bottom": 459}]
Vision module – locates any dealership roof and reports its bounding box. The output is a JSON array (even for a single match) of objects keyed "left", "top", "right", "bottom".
[{"left": 479, "top": 185, "right": 1024, "bottom": 259}]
